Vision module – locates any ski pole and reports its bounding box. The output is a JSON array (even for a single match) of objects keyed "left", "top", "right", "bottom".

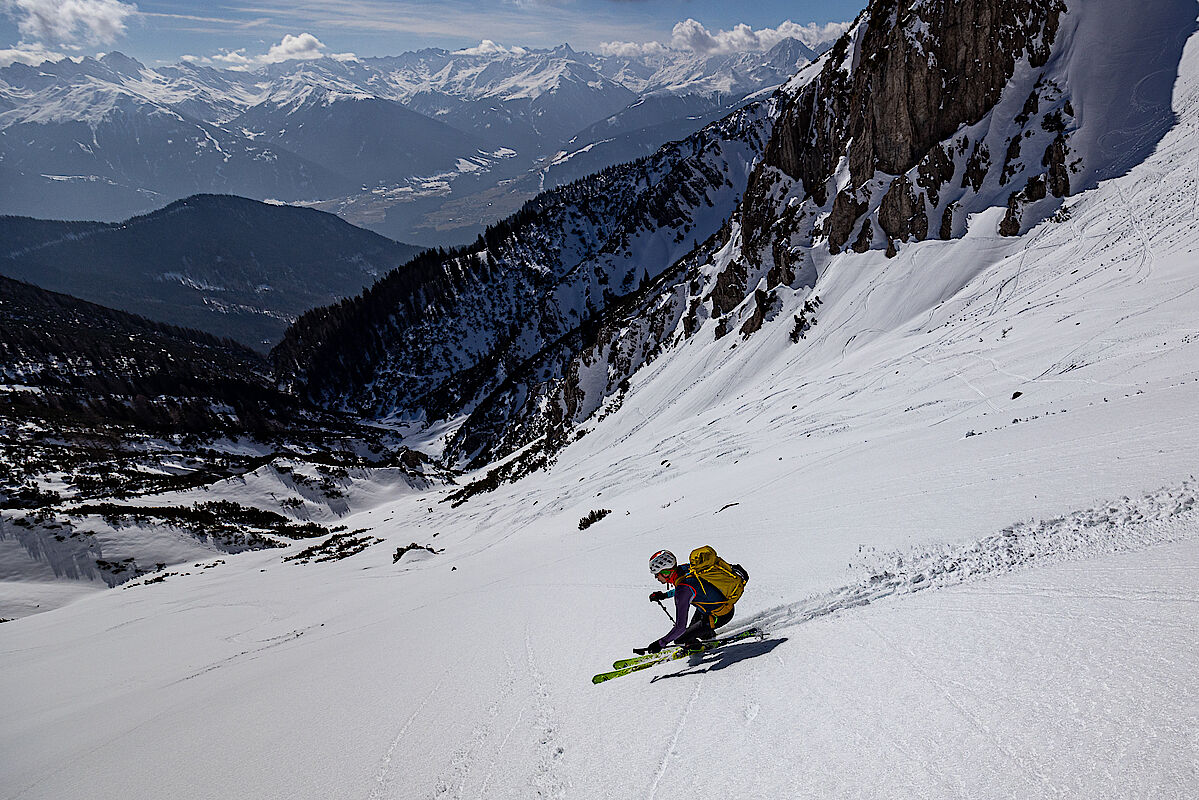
[{"left": 656, "top": 599, "right": 674, "bottom": 623}]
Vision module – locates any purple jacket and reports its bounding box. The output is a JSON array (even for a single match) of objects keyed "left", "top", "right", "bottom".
[{"left": 656, "top": 583, "right": 697, "bottom": 647}]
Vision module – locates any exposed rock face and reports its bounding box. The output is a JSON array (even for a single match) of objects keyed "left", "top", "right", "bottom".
[
  {"left": 999, "top": 192, "right": 1023, "bottom": 236},
  {"left": 878, "top": 175, "right": 929, "bottom": 256},
  {"left": 939, "top": 202, "right": 958, "bottom": 239},
  {"left": 1025, "top": 174, "right": 1047, "bottom": 203},
  {"left": 826, "top": 190, "right": 870, "bottom": 254},
  {"left": 710, "top": 260, "right": 748, "bottom": 317},
  {"left": 765, "top": 0, "right": 1064, "bottom": 200},
  {"left": 767, "top": 241, "right": 797, "bottom": 288},
  {"left": 852, "top": 220, "right": 874, "bottom": 253},
  {"left": 917, "top": 144, "right": 955, "bottom": 207},
  {"left": 744, "top": 0, "right": 1069, "bottom": 266},
  {"left": 1043, "top": 133, "right": 1071, "bottom": 197},
  {"left": 1001, "top": 134, "right": 1025, "bottom": 185},
  {"left": 962, "top": 141, "right": 992, "bottom": 192},
  {"left": 1000, "top": 173, "right": 1050, "bottom": 236},
  {"left": 739, "top": 289, "right": 772, "bottom": 338}
]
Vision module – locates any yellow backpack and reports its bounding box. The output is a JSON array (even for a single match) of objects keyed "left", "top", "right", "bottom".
[{"left": 688, "top": 545, "right": 748, "bottom": 604}]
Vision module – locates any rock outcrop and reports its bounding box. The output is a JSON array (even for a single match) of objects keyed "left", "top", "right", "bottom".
[{"left": 744, "top": 0, "right": 1070, "bottom": 261}]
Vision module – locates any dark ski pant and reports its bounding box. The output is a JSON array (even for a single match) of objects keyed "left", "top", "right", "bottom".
[{"left": 675, "top": 606, "right": 734, "bottom": 646}]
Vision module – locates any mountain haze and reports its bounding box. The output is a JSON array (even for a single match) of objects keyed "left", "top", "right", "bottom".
[
  {"left": 232, "top": 90, "right": 494, "bottom": 187},
  {"left": 0, "top": 41, "right": 819, "bottom": 244}
]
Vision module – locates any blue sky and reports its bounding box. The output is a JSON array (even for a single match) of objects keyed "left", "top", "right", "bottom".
[{"left": 0, "top": 0, "right": 866, "bottom": 67}]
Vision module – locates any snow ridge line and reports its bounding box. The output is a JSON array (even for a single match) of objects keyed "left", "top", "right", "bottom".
[{"left": 744, "top": 478, "right": 1198, "bottom": 634}]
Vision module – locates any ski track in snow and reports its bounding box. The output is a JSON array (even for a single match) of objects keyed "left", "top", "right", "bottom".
[
  {"left": 476, "top": 708, "right": 525, "bottom": 800},
  {"left": 742, "top": 478, "right": 1198, "bottom": 638},
  {"left": 415, "top": 631, "right": 566, "bottom": 800},
  {"left": 645, "top": 670, "right": 704, "bottom": 800},
  {"left": 524, "top": 627, "right": 566, "bottom": 800},
  {"left": 369, "top": 676, "right": 448, "bottom": 800},
  {"left": 171, "top": 625, "right": 311, "bottom": 685},
  {"left": 431, "top": 654, "right": 518, "bottom": 800}
]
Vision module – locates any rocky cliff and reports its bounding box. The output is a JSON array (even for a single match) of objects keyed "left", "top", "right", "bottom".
[{"left": 742, "top": 0, "right": 1069, "bottom": 266}]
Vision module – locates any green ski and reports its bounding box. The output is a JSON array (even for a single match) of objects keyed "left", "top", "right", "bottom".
[
  {"left": 594, "top": 628, "right": 763, "bottom": 684},
  {"left": 612, "top": 627, "right": 763, "bottom": 669},
  {"left": 612, "top": 649, "right": 678, "bottom": 671},
  {"left": 593, "top": 652, "right": 677, "bottom": 684}
]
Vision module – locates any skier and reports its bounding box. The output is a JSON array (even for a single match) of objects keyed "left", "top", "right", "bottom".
[{"left": 636, "top": 548, "right": 749, "bottom": 655}]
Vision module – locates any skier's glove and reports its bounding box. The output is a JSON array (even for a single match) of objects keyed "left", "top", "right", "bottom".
[{"left": 649, "top": 591, "right": 667, "bottom": 602}]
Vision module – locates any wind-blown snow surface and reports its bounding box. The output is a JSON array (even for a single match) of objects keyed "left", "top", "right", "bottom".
[{"left": 5, "top": 21, "right": 1199, "bottom": 800}]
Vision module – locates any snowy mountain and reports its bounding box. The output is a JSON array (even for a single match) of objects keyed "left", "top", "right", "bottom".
[
  {"left": 275, "top": 0, "right": 1192, "bottom": 475},
  {"left": 0, "top": 42, "right": 815, "bottom": 244},
  {"left": 593, "top": 37, "right": 819, "bottom": 96},
  {"left": 2, "top": 0, "right": 1199, "bottom": 797},
  {"left": 0, "top": 195, "right": 421, "bottom": 351},
  {"left": 271, "top": 100, "right": 772, "bottom": 467},
  {"left": 0, "top": 55, "right": 352, "bottom": 220}
]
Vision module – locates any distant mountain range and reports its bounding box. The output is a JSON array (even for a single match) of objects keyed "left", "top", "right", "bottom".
[
  {"left": 0, "top": 195, "right": 421, "bottom": 351},
  {"left": 0, "top": 40, "right": 824, "bottom": 246}
]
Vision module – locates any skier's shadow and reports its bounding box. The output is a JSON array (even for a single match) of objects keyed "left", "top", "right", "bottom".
[{"left": 650, "top": 637, "right": 787, "bottom": 682}]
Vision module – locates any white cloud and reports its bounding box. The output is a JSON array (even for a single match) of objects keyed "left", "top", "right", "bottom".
[
  {"left": 767, "top": 21, "right": 855, "bottom": 49},
  {"left": 181, "top": 47, "right": 254, "bottom": 68},
  {"left": 262, "top": 32, "right": 325, "bottom": 63},
  {"left": 596, "top": 39, "right": 667, "bottom": 58},
  {"left": 0, "top": 40, "right": 64, "bottom": 66},
  {"left": 454, "top": 40, "right": 528, "bottom": 57},
  {"left": 672, "top": 19, "right": 737, "bottom": 55},
  {"left": 1, "top": 0, "right": 137, "bottom": 46},
  {"left": 182, "top": 32, "right": 356, "bottom": 70},
  {"left": 602, "top": 18, "right": 852, "bottom": 59}
]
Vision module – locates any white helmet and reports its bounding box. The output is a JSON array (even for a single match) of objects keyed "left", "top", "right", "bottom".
[{"left": 649, "top": 550, "right": 676, "bottom": 575}]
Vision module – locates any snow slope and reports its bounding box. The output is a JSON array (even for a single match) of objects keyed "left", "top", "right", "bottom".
[{"left": 3, "top": 8, "right": 1199, "bottom": 800}]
